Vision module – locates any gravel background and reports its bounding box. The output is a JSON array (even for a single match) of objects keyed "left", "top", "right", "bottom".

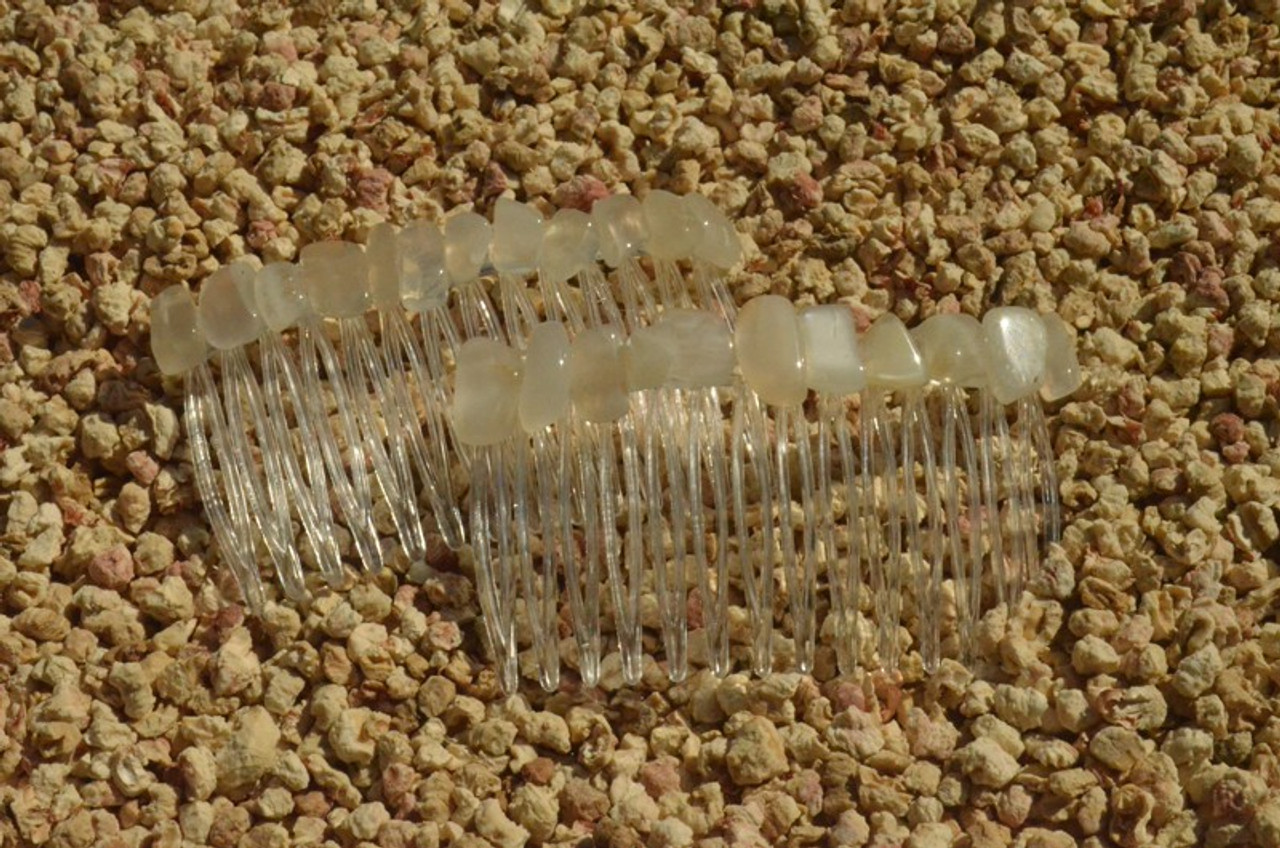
[{"left": 2, "top": 1, "right": 1280, "bottom": 847}]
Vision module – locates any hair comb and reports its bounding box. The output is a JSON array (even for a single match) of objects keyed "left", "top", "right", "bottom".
[{"left": 150, "top": 190, "right": 1083, "bottom": 692}]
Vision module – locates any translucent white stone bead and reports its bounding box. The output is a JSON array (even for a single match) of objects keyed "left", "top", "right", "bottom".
[
  {"left": 861, "top": 313, "right": 926, "bottom": 390},
  {"left": 685, "top": 193, "right": 742, "bottom": 270},
  {"left": 399, "top": 221, "right": 449, "bottom": 312},
  {"left": 798, "top": 304, "right": 866, "bottom": 395},
  {"left": 570, "top": 326, "right": 630, "bottom": 423},
  {"left": 452, "top": 337, "right": 522, "bottom": 447},
  {"left": 198, "top": 260, "right": 263, "bottom": 350},
  {"left": 658, "top": 308, "right": 735, "bottom": 389},
  {"left": 491, "top": 199, "right": 545, "bottom": 275},
  {"left": 540, "top": 209, "right": 599, "bottom": 285},
  {"left": 444, "top": 212, "right": 492, "bottom": 286},
  {"left": 367, "top": 222, "right": 401, "bottom": 311},
  {"left": 982, "top": 306, "right": 1048, "bottom": 404},
  {"left": 642, "top": 189, "right": 697, "bottom": 261},
  {"left": 255, "top": 262, "right": 309, "bottom": 332},
  {"left": 1040, "top": 313, "right": 1083, "bottom": 402},
  {"left": 151, "top": 285, "right": 208, "bottom": 376},
  {"left": 912, "top": 313, "right": 988, "bottom": 388},
  {"left": 519, "top": 321, "right": 572, "bottom": 433},
  {"left": 592, "top": 194, "right": 648, "bottom": 268},
  {"left": 624, "top": 325, "right": 673, "bottom": 392},
  {"left": 735, "top": 295, "right": 807, "bottom": 407},
  {"left": 300, "top": 241, "right": 369, "bottom": 319}
]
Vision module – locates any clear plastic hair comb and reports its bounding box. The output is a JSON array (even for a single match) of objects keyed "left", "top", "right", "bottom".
[{"left": 150, "top": 189, "right": 1083, "bottom": 692}]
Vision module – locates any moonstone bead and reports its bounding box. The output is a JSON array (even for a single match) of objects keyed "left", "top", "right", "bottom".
[
  {"left": 592, "top": 195, "right": 648, "bottom": 268},
  {"left": 570, "top": 326, "right": 630, "bottom": 423},
  {"left": 798, "top": 304, "right": 866, "bottom": 395},
  {"left": 685, "top": 193, "right": 741, "bottom": 270},
  {"left": 912, "top": 313, "right": 988, "bottom": 388},
  {"left": 735, "top": 295, "right": 807, "bottom": 407},
  {"left": 861, "top": 313, "right": 926, "bottom": 390},
  {"left": 444, "top": 212, "right": 492, "bottom": 286},
  {"left": 151, "top": 285, "right": 208, "bottom": 376},
  {"left": 198, "top": 261, "right": 263, "bottom": 350},
  {"left": 301, "top": 241, "right": 369, "bottom": 319},
  {"left": 540, "top": 209, "right": 598, "bottom": 285},
  {"left": 452, "top": 337, "right": 521, "bottom": 447},
  {"left": 399, "top": 221, "right": 449, "bottom": 312},
  {"left": 1040, "top": 313, "right": 1083, "bottom": 401},
  {"left": 519, "top": 321, "right": 572, "bottom": 433},
  {"left": 624, "top": 325, "right": 673, "bottom": 392},
  {"left": 658, "top": 308, "right": 735, "bottom": 389},
  {"left": 491, "top": 199, "right": 545, "bottom": 275},
  {"left": 366, "top": 222, "right": 401, "bottom": 310},
  {"left": 982, "top": 306, "right": 1048, "bottom": 404},
  {"left": 256, "top": 262, "right": 309, "bottom": 332},
  {"left": 642, "top": 190, "right": 697, "bottom": 261}
]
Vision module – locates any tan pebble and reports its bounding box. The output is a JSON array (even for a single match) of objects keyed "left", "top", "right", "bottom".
[
  {"left": 342, "top": 802, "right": 390, "bottom": 842},
  {"left": 829, "top": 808, "right": 870, "bottom": 847},
  {"left": 14, "top": 607, "right": 71, "bottom": 642},
  {"left": 215, "top": 707, "right": 280, "bottom": 793},
  {"left": 726, "top": 715, "right": 789, "bottom": 786},
  {"left": 953, "top": 737, "right": 1020, "bottom": 788},
  {"left": 178, "top": 746, "right": 218, "bottom": 801},
  {"left": 262, "top": 669, "right": 305, "bottom": 715},
  {"left": 508, "top": 784, "right": 558, "bottom": 843},
  {"left": 518, "top": 711, "right": 571, "bottom": 754},
  {"left": 1171, "top": 643, "right": 1223, "bottom": 698},
  {"left": 347, "top": 622, "right": 394, "bottom": 681},
  {"left": 905, "top": 822, "right": 955, "bottom": 848},
  {"left": 211, "top": 627, "right": 261, "bottom": 697},
  {"left": 560, "top": 778, "right": 609, "bottom": 823},
  {"left": 992, "top": 686, "right": 1049, "bottom": 731},
  {"left": 107, "top": 661, "right": 155, "bottom": 720},
  {"left": 329, "top": 707, "right": 379, "bottom": 765},
  {"left": 470, "top": 719, "right": 517, "bottom": 757},
  {"left": 474, "top": 798, "right": 529, "bottom": 848},
  {"left": 1072, "top": 634, "right": 1122, "bottom": 676},
  {"left": 1250, "top": 793, "right": 1280, "bottom": 848},
  {"left": 1089, "top": 726, "right": 1146, "bottom": 774}
]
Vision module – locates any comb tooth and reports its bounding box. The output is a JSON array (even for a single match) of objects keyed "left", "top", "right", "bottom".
[{"left": 153, "top": 189, "right": 1085, "bottom": 690}]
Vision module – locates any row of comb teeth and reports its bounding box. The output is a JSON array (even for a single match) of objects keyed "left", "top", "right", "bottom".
[{"left": 151, "top": 190, "right": 1082, "bottom": 692}]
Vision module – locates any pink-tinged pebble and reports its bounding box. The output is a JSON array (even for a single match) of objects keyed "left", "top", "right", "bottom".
[
  {"left": 354, "top": 168, "right": 395, "bottom": 212},
  {"left": 261, "top": 34, "right": 298, "bottom": 62},
  {"left": 1210, "top": 413, "right": 1246, "bottom": 444},
  {"left": 125, "top": 450, "right": 159, "bottom": 485},
  {"left": 293, "top": 791, "right": 330, "bottom": 818},
  {"left": 480, "top": 162, "right": 508, "bottom": 199},
  {"left": 554, "top": 175, "right": 609, "bottom": 212},
  {"left": 259, "top": 81, "right": 297, "bottom": 111},
  {"left": 393, "top": 584, "right": 418, "bottom": 611},
  {"left": 790, "top": 769, "right": 824, "bottom": 815},
  {"left": 686, "top": 589, "right": 704, "bottom": 630},
  {"left": 826, "top": 679, "right": 866, "bottom": 712},
  {"left": 775, "top": 172, "right": 822, "bottom": 212},
  {"left": 86, "top": 252, "right": 119, "bottom": 287},
  {"left": 522, "top": 757, "right": 556, "bottom": 785},
  {"left": 380, "top": 763, "right": 419, "bottom": 809},
  {"left": 1223, "top": 441, "right": 1250, "bottom": 464},
  {"left": 88, "top": 544, "right": 134, "bottom": 590},
  {"left": 423, "top": 618, "right": 462, "bottom": 651},
  {"left": 638, "top": 758, "right": 682, "bottom": 798},
  {"left": 1206, "top": 323, "right": 1235, "bottom": 359},
  {"left": 245, "top": 220, "right": 278, "bottom": 251}
]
